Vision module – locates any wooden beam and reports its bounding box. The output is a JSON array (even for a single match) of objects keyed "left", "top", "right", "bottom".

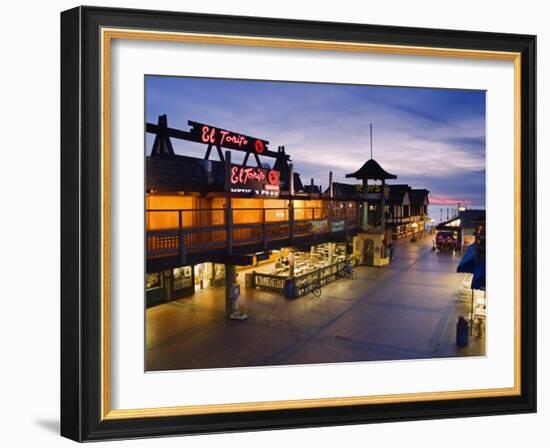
[{"left": 204, "top": 143, "right": 213, "bottom": 160}]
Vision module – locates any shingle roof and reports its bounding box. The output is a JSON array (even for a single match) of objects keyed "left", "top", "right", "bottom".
[
  {"left": 146, "top": 155, "right": 225, "bottom": 192},
  {"left": 291, "top": 172, "right": 305, "bottom": 192},
  {"left": 459, "top": 209, "right": 485, "bottom": 229},
  {"left": 409, "top": 189, "right": 430, "bottom": 205},
  {"left": 346, "top": 158, "right": 397, "bottom": 180},
  {"left": 304, "top": 185, "right": 321, "bottom": 194},
  {"left": 329, "top": 182, "right": 362, "bottom": 199},
  {"left": 387, "top": 184, "right": 410, "bottom": 204},
  {"left": 272, "top": 146, "right": 305, "bottom": 192}
]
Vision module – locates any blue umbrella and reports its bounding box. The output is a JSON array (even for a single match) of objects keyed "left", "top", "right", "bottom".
[
  {"left": 471, "top": 261, "right": 486, "bottom": 291},
  {"left": 457, "top": 243, "right": 477, "bottom": 274}
]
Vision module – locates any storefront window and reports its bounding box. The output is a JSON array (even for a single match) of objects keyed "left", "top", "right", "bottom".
[
  {"left": 146, "top": 272, "right": 162, "bottom": 290},
  {"left": 173, "top": 266, "right": 193, "bottom": 290},
  {"left": 214, "top": 264, "right": 225, "bottom": 280}
]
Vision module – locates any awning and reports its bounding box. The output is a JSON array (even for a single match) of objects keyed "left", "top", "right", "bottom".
[
  {"left": 457, "top": 243, "right": 477, "bottom": 273},
  {"left": 471, "top": 261, "right": 486, "bottom": 291}
]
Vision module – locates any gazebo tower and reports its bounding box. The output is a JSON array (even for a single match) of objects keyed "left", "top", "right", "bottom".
[{"left": 346, "top": 157, "right": 396, "bottom": 266}]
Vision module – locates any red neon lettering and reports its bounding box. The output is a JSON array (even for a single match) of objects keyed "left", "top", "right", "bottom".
[
  {"left": 223, "top": 132, "right": 248, "bottom": 147},
  {"left": 201, "top": 125, "right": 216, "bottom": 144},
  {"left": 239, "top": 168, "right": 248, "bottom": 184},
  {"left": 230, "top": 166, "right": 267, "bottom": 185},
  {"left": 254, "top": 140, "right": 264, "bottom": 153},
  {"left": 230, "top": 167, "right": 239, "bottom": 184},
  {"left": 201, "top": 126, "right": 209, "bottom": 142},
  {"left": 216, "top": 130, "right": 249, "bottom": 148},
  {"left": 268, "top": 170, "right": 279, "bottom": 186},
  {"left": 219, "top": 130, "right": 229, "bottom": 146}
]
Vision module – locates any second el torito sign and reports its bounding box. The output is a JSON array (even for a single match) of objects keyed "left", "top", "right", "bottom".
[{"left": 229, "top": 165, "right": 280, "bottom": 197}]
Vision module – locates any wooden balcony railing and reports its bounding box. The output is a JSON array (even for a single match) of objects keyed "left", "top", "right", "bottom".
[
  {"left": 387, "top": 214, "right": 427, "bottom": 225},
  {"left": 146, "top": 207, "right": 358, "bottom": 261}
]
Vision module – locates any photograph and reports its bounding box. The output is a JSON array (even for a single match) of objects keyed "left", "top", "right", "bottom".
[
  {"left": 56, "top": 4, "right": 537, "bottom": 442},
  {"left": 144, "top": 76, "right": 487, "bottom": 371}
]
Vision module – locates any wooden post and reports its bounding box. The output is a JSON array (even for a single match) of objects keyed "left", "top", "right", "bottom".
[
  {"left": 470, "top": 289, "right": 474, "bottom": 336},
  {"left": 381, "top": 179, "right": 386, "bottom": 233},
  {"left": 178, "top": 210, "right": 186, "bottom": 265},
  {"left": 344, "top": 205, "right": 349, "bottom": 240},
  {"left": 329, "top": 171, "right": 333, "bottom": 199},
  {"left": 225, "top": 264, "right": 235, "bottom": 319},
  {"left": 288, "top": 157, "right": 294, "bottom": 246},
  {"left": 262, "top": 208, "right": 267, "bottom": 250},
  {"left": 362, "top": 178, "right": 369, "bottom": 230},
  {"left": 289, "top": 200, "right": 295, "bottom": 245},
  {"left": 224, "top": 150, "right": 231, "bottom": 193},
  {"left": 289, "top": 163, "right": 295, "bottom": 196},
  {"left": 224, "top": 150, "right": 235, "bottom": 318},
  {"left": 225, "top": 151, "right": 233, "bottom": 254},
  {"left": 311, "top": 207, "right": 315, "bottom": 242}
]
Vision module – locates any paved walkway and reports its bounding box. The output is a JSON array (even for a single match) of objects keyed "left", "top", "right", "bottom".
[{"left": 146, "top": 236, "right": 485, "bottom": 371}]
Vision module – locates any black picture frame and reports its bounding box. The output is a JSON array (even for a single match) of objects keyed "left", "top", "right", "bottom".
[{"left": 61, "top": 6, "right": 536, "bottom": 442}]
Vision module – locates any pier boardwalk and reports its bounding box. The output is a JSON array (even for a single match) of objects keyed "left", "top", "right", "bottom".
[{"left": 146, "top": 236, "right": 485, "bottom": 371}]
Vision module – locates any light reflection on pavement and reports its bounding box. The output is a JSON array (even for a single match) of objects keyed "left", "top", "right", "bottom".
[{"left": 146, "top": 236, "right": 485, "bottom": 371}]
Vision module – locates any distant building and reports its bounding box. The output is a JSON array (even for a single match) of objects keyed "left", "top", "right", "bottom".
[
  {"left": 436, "top": 209, "right": 486, "bottom": 247},
  {"left": 330, "top": 182, "right": 429, "bottom": 240}
]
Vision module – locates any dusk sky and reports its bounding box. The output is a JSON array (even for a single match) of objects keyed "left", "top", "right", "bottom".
[{"left": 145, "top": 76, "right": 486, "bottom": 206}]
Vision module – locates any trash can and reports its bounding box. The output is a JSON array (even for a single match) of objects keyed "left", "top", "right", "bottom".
[
  {"left": 244, "top": 272, "right": 255, "bottom": 289},
  {"left": 456, "top": 316, "right": 470, "bottom": 347}
]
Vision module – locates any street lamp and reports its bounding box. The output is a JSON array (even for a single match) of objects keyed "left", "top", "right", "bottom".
[
  {"left": 429, "top": 218, "right": 435, "bottom": 234},
  {"left": 411, "top": 221, "right": 419, "bottom": 242}
]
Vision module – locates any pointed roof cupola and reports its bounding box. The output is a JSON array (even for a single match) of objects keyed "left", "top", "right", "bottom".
[{"left": 345, "top": 158, "right": 397, "bottom": 181}]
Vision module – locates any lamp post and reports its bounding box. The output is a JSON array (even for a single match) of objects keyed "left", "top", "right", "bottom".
[{"left": 411, "top": 221, "right": 419, "bottom": 242}]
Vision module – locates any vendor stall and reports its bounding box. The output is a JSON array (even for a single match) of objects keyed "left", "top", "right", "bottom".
[{"left": 248, "top": 242, "right": 351, "bottom": 298}]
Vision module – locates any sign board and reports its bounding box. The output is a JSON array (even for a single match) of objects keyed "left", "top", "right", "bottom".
[
  {"left": 229, "top": 165, "right": 280, "bottom": 197},
  {"left": 355, "top": 184, "right": 389, "bottom": 200},
  {"left": 188, "top": 120, "right": 269, "bottom": 154},
  {"left": 310, "top": 219, "right": 329, "bottom": 233},
  {"left": 331, "top": 219, "right": 346, "bottom": 233}
]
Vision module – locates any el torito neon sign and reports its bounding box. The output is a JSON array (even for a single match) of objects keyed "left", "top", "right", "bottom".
[
  {"left": 185, "top": 120, "right": 280, "bottom": 196},
  {"left": 188, "top": 121, "right": 269, "bottom": 154},
  {"left": 230, "top": 165, "right": 280, "bottom": 197}
]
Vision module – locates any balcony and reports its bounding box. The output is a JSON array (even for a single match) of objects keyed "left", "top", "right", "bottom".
[
  {"left": 387, "top": 214, "right": 427, "bottom": 225},
  {"left": 146, "top": 206, "right": 359, "bottom": 270}
]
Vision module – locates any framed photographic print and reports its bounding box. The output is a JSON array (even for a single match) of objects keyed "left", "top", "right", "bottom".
[{"left": 60, "top": 6, "right": 536, "bottom": 442}]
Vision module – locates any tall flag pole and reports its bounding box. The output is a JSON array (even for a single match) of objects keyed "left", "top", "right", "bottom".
[{"left": 370, "top": 123, "right": 373, "bottom": 159}]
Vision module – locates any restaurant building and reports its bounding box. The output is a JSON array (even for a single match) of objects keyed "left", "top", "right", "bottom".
[{"left": 145, "top": 115, "right": 430, "bottom": 314}]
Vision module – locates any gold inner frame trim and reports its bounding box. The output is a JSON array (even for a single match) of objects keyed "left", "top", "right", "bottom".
[{"left": 100, "top": 27, "right": 522, "bottom": 421}]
